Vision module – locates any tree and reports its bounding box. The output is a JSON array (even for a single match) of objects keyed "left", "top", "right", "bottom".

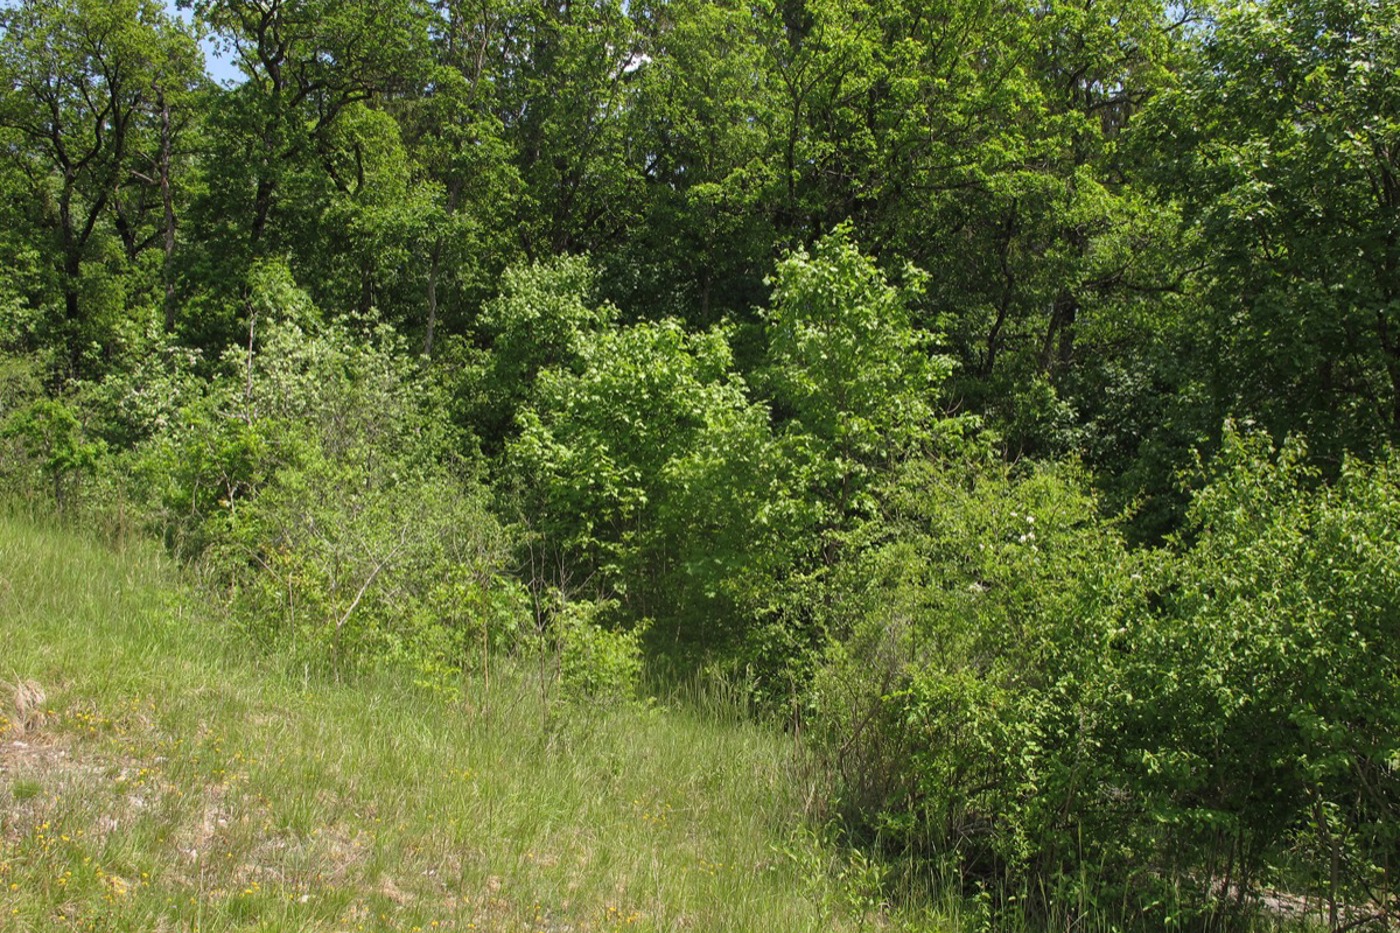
[
  {"left": 1121, "top": 429, "right": 1400, "bottom": 922},
  {"left": 187, "top": 0, "right": 433, "bottom": 319},
  {"left": 1, "top": 396, "right": 102, "bottom": 512},
  {"left": 509, "top": 316, "right": 775, "bottom": 632},
  {"left": 760, "top": 225, "right": 955, "bottom": 544},
  {"left": 303, "top": 101, "right": 438, "bottom": 325},
  {"left": 1140, "top": 0, "right": 1400, "bottom": 457},
  {"left": 399, "top": 0, "right": 525, "bottom": 356},
  {"left": 806, "top": 457, "right": 1142, "bottom": 899},
  {"left": 907, "top": 0, "right": 1184, "bottom": 462},
  {"left": 0, "top": 0, "right": 202, "bottom": 371},
  {"left": 474, "top": 255, "right": 617, "bottom": 449},
  {"left": 497, "top": 0, "right": 646, "bottom": 259},
  {"left": 612, "top": 0, "right": 782, "bottom": 324}
]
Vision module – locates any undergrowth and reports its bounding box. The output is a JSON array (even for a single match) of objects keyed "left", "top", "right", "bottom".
[
  {"left": 0, "top": 508, "right": 947, "bottom": 932},
  {"left": 0, "top": 508, "right": 1340, "bottom": 932}
]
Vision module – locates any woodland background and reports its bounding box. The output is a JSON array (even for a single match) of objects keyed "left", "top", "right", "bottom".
[{"left": 1, "top": 0, "right": 1398, "bottom": 927}]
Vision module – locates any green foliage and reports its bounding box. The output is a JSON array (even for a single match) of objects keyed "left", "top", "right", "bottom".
[
  {"left": 403, "top": 26, "right": 526, "bottom": 355},
  {"left": 0, "top": 354, "right": 45, "bottom": 496},
  {"left": 2, "top": 0, "right": 1399, "bottom": 924},
  {"left": 1, "top": 396, "right": 103, "bottom": 513},
  {"left": 727, "top": 228, "right": 973, "bottom": 701},
  {"left": 807, "top": 458, "right": 1142, "bottom": 886},
  {"left": 312, "top": 103, "right": 438, "bottom": 322},
  {"left": 1117, "top": 426, "right": 1400, "bottom": 919},
  {"left": 1139, "top": 0, "right": 1400, "bottom": 457},
  {"left": 508, "top": 231, "right": 973, "bottom": 697},
  {"left": 609, "top": 0, "right": 780, "bottom": 324},
  {"left": 475, "top": 255, "right": 617, "bottom": 447},
  {"left": 509, "top": 313, "right": 781, "bottom": 638},
  {"left": 554, "top": 597, "right": 647, "bottom": 706},
  {"left": 777, "top": 822, "right": 892, "bottom": 926},
  {"left": 807, "top": 429, "right": 1400, "bottom": 923},
  {"left": 224, "top": 457, "right": 515, "bottom": 675},
  {"left": 129, "top": 311, "right": 518, "bottom": 675},
  {"left": 758, "top": 226, "right": 972, "bottom": 576},
  {"left": 762, "top": 225, "right": 952, "bottom": 473},
  {"left": 0, "top": 0, "right": 202, "bottom": 373},
  {"left": 74, "top": 309, "right": 207, "bottom": 452},
  {"left": 497, "top": 0, "right": 643, "bottom": 257},
  {"left": 183, "top": 0, "right": 433, "bottom": 342}
]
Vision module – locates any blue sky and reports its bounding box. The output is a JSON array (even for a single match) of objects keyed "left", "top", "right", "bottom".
[{"left": 162, "top": 0, "right": 243, "bottom": 85}]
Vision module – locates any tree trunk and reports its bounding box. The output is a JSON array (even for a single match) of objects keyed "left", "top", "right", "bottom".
[
  {"left": 61, "top": 233, "right": 83, "bottom": 375},
  {"left": 251, "top": 176, "right": 275, "bottom": 246},
  {"left": 1040, "top": 291, "right": 1078, "bottom": 378},
  {"left": 158, "top": 91, "right": 178, "bottom": 333},
  {"left": 1377, "top": 306, "right": 1400, "bottom": 434},
  {"left": 423, "top": 239, "right": 442, "bottom": 357}
]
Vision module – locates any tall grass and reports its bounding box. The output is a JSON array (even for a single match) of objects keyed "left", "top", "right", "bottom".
[{"left": 0, "top": 510, "right": 967, "bottom": 932}]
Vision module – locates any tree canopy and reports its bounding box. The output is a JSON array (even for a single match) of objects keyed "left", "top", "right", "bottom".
[{"left": 2, "top": 0, "right": 1398, "bottom": 926}]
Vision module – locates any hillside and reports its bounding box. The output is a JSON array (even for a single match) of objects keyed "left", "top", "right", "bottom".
[
  {"left": 0, "top": 512, "right": 910, "bottom": 933},
  {"left": 2, "top": 0, "right": 1398, "bottom": 925}
]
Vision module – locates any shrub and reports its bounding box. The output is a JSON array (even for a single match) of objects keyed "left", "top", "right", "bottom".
[
  {"left": 554, "top": 598, "right": 646, "bottom": 706},
  {"left": 806, "top": 456, "right": 1148, "bottom": 906},
  {"left": 1118, "top": 428, "right": 1400, "bottom": 922},
  {"left": 810, "top": 430, "right": 1400, "bottom": 925},
  {"left": 508, "top": 315, "right": 783, "bottom": 645},
  {"left": 1, "top": 396, "right": 104, "bottom": 514},
  {"left": 128, "top": 311, "right": 521, "bottom": 675}
]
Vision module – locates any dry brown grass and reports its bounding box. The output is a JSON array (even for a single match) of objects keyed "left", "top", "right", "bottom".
[{"left": 9, "top": 677, "right": 47, "bottom": 733}]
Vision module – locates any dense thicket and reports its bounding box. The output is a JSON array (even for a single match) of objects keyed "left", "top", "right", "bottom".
[{"left": 2, "top": 0, "right": 1397, "bottom": 926}]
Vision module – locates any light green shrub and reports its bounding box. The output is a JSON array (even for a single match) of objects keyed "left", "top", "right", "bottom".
[
  {"left": 806, "top": 456, "right": 1148, "bottom": 908},
  {"left": 1118, "top": 427, "right": 1400, "bottom": 922},
  {"left": 810, "top": 429, "right": 1400, "bottom": 925},
  {"left": 554, "top": 598, "right": 646, "bottom": 705},
  {"left": 1, "top": 396, "right": 104, "bottom": 514},
  {"left": 123, "top": 311, "right": 521, "bottom": 676}
]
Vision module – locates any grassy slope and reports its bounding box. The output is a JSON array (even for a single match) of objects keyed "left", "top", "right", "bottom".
[{"left": 0, "top": 512, "right": 933, "bottom": 933}]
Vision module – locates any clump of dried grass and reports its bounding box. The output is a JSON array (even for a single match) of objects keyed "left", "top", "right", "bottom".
[{"left": 10, "top": 678, "right": 47, "bottom": 733}]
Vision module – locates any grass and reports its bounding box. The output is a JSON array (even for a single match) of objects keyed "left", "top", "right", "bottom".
[{"left": 0, "top": 509, "right": 954, "bottom": 932}]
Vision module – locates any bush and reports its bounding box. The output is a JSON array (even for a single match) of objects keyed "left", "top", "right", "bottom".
[
  {"left": 810, "top": 430, "right": 1400, "bottom": 926},
  {"left": 1117, "top": 428, "right": 1400, "bottom": 922},
  {"left": 1, "top": 394, "right": 104, "bottom": 515},
  {"left": 508, "top": 315, "right": 784, "bottom": 645},
  {"left": 128, "top": 311, "right": 521, "bottom": 676},
  {"left": 553, "top": 597, "right": 646, "bottom": 706},
  {"left": 805, "top": 456, "right": 1150, "bottom": 911}
]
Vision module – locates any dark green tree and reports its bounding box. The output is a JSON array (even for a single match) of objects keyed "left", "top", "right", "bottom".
[
  {"left": 498, "top": 0, "right": 645, "bottom": 259},
  {"left": 397, "top": 0, "right": 525, "bottom": 355},
  {"left": 0, "top": 0, "right": 202, "bottom": 372},
  {"left": 185, "top": 0, "right": 432, "bottom": 342},
  {"left": 1140, "top": 0, "right": 1400, "bottom": 457},
  {"left": 613, "top": 0, "right": 781, "bottom": 324}
]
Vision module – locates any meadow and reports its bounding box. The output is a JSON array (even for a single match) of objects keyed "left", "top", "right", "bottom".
[{"left": 0, "top": 510, "right": 922, "bottom": 933}]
